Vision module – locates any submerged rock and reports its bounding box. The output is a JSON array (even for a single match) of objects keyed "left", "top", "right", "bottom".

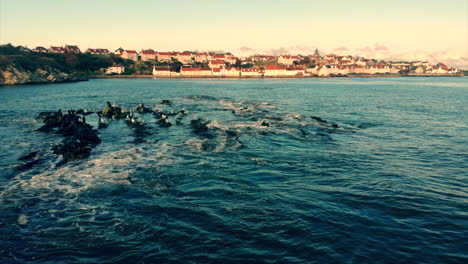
[
  {"left": 311, "top": 115, "right": 340, "bottom": 131},
  {"left": 161, "top": 99, "right": 172, "bottom": 106},
  {"left": 311, "top": 116, "right": 328, "bottom": 123},
  {"left": 226, "top": 130, "right": 238, "bottom": 137},
  {"left": 18, "top": 151, "right": 39, "bottom": 161}
]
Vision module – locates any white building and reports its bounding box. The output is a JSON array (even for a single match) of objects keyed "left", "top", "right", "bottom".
[
  {"left": 241, "top": 68, "right": 263, "bottom": 77},
  {"left": 106, "top": 65, "right": 125, "bottom": 74},
  {"left": 153, "top": 66, "right": 179, "bottom": 76},
  {"left": 278, "top": 55, "right": 300, "bottom": 66}
]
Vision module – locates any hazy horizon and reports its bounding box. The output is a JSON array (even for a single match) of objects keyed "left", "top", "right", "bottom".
[{"left": 1, "top": 0, "right": 467, "bottom": 68}]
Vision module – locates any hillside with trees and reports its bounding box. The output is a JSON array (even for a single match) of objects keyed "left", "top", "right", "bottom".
[{"left": 0, "top": 44, "right": 134, "bottom": 85}]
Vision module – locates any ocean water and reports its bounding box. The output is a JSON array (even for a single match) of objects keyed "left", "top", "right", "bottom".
[{"left": 0, "top": 77, "right": 467, "bottom": 263}]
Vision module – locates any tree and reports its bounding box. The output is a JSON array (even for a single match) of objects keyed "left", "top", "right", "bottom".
[{"left": 170, "top": 60, "right": 183, "bottom": 72}]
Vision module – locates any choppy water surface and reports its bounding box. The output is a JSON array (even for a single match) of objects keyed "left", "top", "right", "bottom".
[{"left": 0, "top": 77, "right": 467, "bottom": 263}]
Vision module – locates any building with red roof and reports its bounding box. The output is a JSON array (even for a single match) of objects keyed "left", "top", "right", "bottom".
[
  {"left": 209, "top": 59, "right": 226, "bottom": 68},
  {"left": 157, "top": 52, "right": 178, "bottom": 62},
  {"left": 64, "top": 45, "right": 81, "bottom": 54},
  {"left": 120, "top": 50, "right": 138, "bottom": 61},
  {"left": 241, "top": 68, "right": 263, "bottom": 77},
  {"left": 48, "top": 46, "right": 66, "bottom": 53},
  {"left": 140, "top": 50, "right": 156, "bottom": 61},
  {"left": 32, "top": 46, "right": 47, "bottom": 53},
  {"left": 177, "top": 52, "right": 193, "bottom": 64}
]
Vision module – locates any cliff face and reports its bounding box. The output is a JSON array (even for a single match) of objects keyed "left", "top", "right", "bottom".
[{"left": 0, "top": 66, "right": 88, "bottom": 85}]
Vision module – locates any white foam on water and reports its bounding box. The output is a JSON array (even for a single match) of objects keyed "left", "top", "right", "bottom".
[
  {"left": 184, "top": 137, "right": 208, "bottom": 152},
  {"left": 0, "top": 146, "right": 179, "bottom": 197},
  {"left": 11, "top": 118, "right": 39, "bottom": 124},
  {"left": 207, "top": 120, "right": 229, "bottom": 131}
]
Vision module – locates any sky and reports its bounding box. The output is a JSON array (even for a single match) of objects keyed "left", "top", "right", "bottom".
[{"left": 1, "top": 0, "right": 467, "bottom": 68}]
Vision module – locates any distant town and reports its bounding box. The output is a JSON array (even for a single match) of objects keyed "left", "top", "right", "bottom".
[{"left": 31, "top": 44, "right": 463, "bottom": 77}]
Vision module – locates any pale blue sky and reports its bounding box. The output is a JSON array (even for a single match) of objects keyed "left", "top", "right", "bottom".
[{"left": 0, "top": 0, "right": 467, "bottom": 66}]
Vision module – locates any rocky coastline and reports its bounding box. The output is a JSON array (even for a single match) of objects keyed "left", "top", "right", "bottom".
[{"left": 0, "top": 66, "right": 88, "bottom": 86}]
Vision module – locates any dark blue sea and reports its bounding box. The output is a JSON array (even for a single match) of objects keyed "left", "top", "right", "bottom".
[{"left": 0, "top": 77, "right": 467, "bottom": 263}]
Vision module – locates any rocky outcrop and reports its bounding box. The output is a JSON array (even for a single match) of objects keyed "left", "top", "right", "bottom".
[{"left": 0, "top": 66, "right": 88, "bottom": 85}]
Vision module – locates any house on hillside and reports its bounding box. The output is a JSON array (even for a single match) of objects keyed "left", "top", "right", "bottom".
[
  {"left": 64, "top": 45, "right": 81, "bottom": 53},
  {"left": 177, "top": 52, "right": 193, "bottom": 64},
  {"left": 121, "top": 50, "right": 138, "bottom": 61},
  {"left": 32, "top": 46, "right": 48, "bottom": 53},
  {"left": 213, "top": 54, "right": 226, "bottom": 61},
  {"left": 49, "top": 46, "right": 66, "bottom": 53},
  {"left": 97, "top": 48, "right": 110, "bottom": 55},
  {"left": 106, "top": 65, "right": 125, "bottom": 74},
  {"left": 194, "top": 53, "right": 209, "bottom": 63},
  {"left": 209, "top": 59, "right": 226, "bottom": 68},
  {"left": 278, "top": 55, "right": 300, "bottom": 66},
  {"left": 140, "top": 50, "right": 156, "bottom": 61},
  {"left": 157, "top": 52, "right": 177, "bottom": 62},
  {"left": 226, "top": 56, "right": 238, "bottom": 65},
  {"left": 86, "top": 48, "right": 111, "bottom": 55}
]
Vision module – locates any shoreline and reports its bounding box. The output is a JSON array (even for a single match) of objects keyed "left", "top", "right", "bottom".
[{"left": 90, "top": 73, "right": 464, "bottom": 79}]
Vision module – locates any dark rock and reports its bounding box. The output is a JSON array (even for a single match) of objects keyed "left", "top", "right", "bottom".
[
  {"left": 36, "top": 109, "right": 63, "bottom": 131},
  {"left": 157, "top": 118, "right": 172, "bottom": 127},
  {"left": 226, "top": 130, "right": 237, "bottom": 137},
  {"left": 161, "top": 99, "right": 172, "bottom": 106},
  {"left": 98, "top": 119, "right": 108, "bottom": 129},
  {"left": 135, "top": 104, "right": 152, "bottom": 114},
  {"left": 36, "top": 111, "right": 55, "bottom": 121},
  {"left": 18, "top": 151, "right": 39, "bottom": 161},
  {"left": 261, "top": 121, "right": 270, "bottom": 127},
  {"left": 36, "top": 109, "right": 101, "bottom": 163},
  {"left": 191, "top": 118, "right": 210, "bottom": 133},
  {"left": 311, "top": 116, "right": 328, "bottom": 123},
  {"left": 15, "top": 159, "right": 43, "bottom": 171},
  {"left": 152, "top": 109, "right": 164, "bottom": 119},
  {"left": 52, "top": 136, "right": 93, "bottom": 159},
  {"left": 101, "top": 101, "right": 126, "bottom": 118}
]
